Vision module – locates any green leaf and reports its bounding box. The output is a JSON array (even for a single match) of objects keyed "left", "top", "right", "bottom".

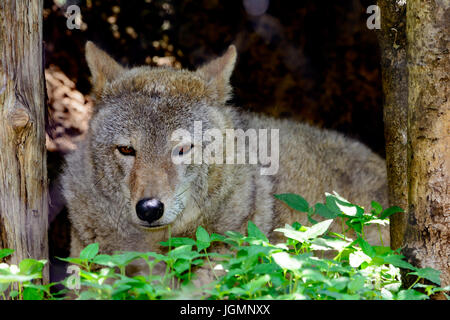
[
  {"left": 196, "top": 226, "right": 211, "bottom": 251},
  {"left": 311, "top": 237, "right": 351, "bottom": 251},
  {"left": 380, "top": 206, "right": 404, "bottom": 220},
  {"left": 326, "top": 193, "right": 364, "bottom": 217},
  {"left": 19, "top": 259, "right": 45, "bottom": 275},
  {"left": 196, "top": 226, "right": 210, "bottom": 243},
  {"left": 229, "top": 287, "right": 248, "bottom": 296},
  {"left": 224, "top": 231, "right": 245, "bottom": 243},
  {"left": 371, "top": 201, "right": 383, "bottom": 215},
  {"left": 272, "top": 252, "right": 304, "bottom": 272},
  {"left": 349, "top": 251, "right": 371, "bottom": 268},
  {"left": 0, "top": 273, "right": 39, "bottom": 283},
  {"left": 336, "top": 202, "right": 358, "bottom": 217},
  {"left": 330, "top": 277, "right": 349, "bottom": 291},
  {"left": 322, "top": 290, "right": 359, "bottom": 300},
  {"left": 307, "top": 207, "right": 318, "bottom": 224},
  {"left": 274, "top": 193, "right": 309, "bottom": 212},
  {"left": 143, "top": 252, "right": 168, "bottom": 262},
  {"left": 396, "top": 289, "right": 428, "bottom": 300},
  {"left": 309, "top": 238, "right": 333, "bottom": 251},
  {"left": 0, "top": 249, "right": 14, "bottom": 260},
  {"left": 346, "top": 219, "right": 362, "bottom": 234},
  {"left": 301, "top": 268, "right": 329, "bottom": 283},
  {"left": 356, "top": 237, "right": 376, "bottom": 258},
  {"left": 373, "top": 246, "right": 392, "bottom": 256},
  {"left": 23, "top": 287, "right": 44, "bottom": 300},
  {"left": 247, "top": 221, "right": 269, "bottom": 242},
  {"left": 210, "top": 233, "right": 226, "bottom": 242},
  {"left": 364, "top": 219, "right": 389, "bottom": 226},
  {"left": 314, "top": 203, "right": 338, "bottom": 219},
  {"left": 253, "top": 263, "right": 280, "bottom": 274},
  {"left": 303, "top": 219, "right": 333, "bottom": 239},
  {"left": 168, "top": 245, "right": 197, "bottom": 260},
  {"left": 348, "top": 276, "right": 365, "bottom": 292},
  {"left": 0, "top": 283, "right": 9, "bottom": 293},
  {"left": 245, "top": 245, "right": 271, "bottom": 258},
  {"left": 80, "top": 243, "right": 99, "bottom": 260},
  {"left": 274, "top": 227, "right": 307, "bottom": 243},
  {"left": 380, "top": 288, "right": 394, "bottom": 300},
  {"left": 173, "top": 259, "right": 191, "bottom": 274},
  {"left": 77, "top": 290, "right": 101, "bottom": 300},
  {"left": 409, "top": 268, "right": 441, "bottom": 286},
  {"left": 92, "top": 254, "right": 117, "bottom": 267},
  {"left": 111, "top": 252, "right": 143, "bottom": 266},
  {"left": 246, "top": 274, "right": 271, "bottom": 293},
  {"left": 160, "top": 237, "right": 196, "bottom": 247},
  {"left": 383, "top": 254, "right": 416, "bottom": 271},
  {"left": 57, "top": 257, "right": 86, "bottom": 266},
  {"left": 111, "top": 284, "right": 132, "bottom": 298},
  {"left": 292, "top": 222, "right": 302, "bottom": 230}
]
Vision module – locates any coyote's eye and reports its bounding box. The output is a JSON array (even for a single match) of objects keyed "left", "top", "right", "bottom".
[
  {"left": 175, "top": 144, "right": 194, "bottom": 156},
  {"left": 117, "top": 146, "right": 136, "bottom": 156}
]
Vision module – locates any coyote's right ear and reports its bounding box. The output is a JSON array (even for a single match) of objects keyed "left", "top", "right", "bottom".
[
  {"left": 196, "top": 45, "right": 237, "bottom": 104},
  {"left": 85, "top": 41, "right": 124, "bottom": 98}
]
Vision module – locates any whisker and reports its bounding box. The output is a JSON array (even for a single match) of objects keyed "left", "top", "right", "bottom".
[
  {"left": 94, "top": 173, "right": 106, "bottom": 186},
  {"left": 92, "top": 172, "right": 119, "bottom": 227},
  {"left": 176, "top": 185, "right": 191, "bottom": 197}
]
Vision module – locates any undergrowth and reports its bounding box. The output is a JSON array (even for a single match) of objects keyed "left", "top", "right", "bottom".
[{"left": 1, "top": 192, "right": 448, "bottom": 300}]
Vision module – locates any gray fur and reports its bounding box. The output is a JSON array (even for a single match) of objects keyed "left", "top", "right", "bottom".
[{"left": 62, "top": 43, "right": 389, "bottom": 264}]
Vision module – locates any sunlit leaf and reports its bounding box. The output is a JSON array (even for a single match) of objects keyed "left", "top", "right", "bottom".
[
  {"left": 380, "top": 206, "right": 404, "bottom": 220},
  {"left": 0, "top": 249, "right": 14, "bottom": 260},
  {"left": 80, "top": 243, "right": 99, "bottom": 260},
  {"left": 274, "top": 193, "right": 309, "bottom": 212},
  {"left": 409, "top": 268, "right": 441, "bottom": 286},
  {"left": 247, "top": 221, "right": 269, "bottom": 242}
]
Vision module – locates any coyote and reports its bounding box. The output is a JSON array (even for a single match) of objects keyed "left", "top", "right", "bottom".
[{"left": 62, "top": 42, "right": 389, "bottom": 265}]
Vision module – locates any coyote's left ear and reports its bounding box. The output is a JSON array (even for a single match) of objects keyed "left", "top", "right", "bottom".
[{"left": 196, "top": 45, "right": 237, "bottom": 103}]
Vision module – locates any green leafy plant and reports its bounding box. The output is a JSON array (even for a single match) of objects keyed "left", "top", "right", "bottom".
[
  {"left": 0, "top": 249, "right": 57, "bottom": 300},
  {"left": 1, "top": 192, "right": 448, "bottom": 300}
]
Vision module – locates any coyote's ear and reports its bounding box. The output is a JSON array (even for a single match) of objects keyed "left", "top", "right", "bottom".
[
  {"left": 196, "top": 45, "right": 237, "bottom": 103},
  {"left": 85, "top": 41, "right": 124, "bottom": 97}
]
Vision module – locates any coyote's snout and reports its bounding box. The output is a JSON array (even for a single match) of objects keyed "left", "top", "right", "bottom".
[
  {"left": 62, "top": 41, "right": 389, "bottom": 264},
  {"left": 129, "top": 159, "right": 178, "bottom": 228}
]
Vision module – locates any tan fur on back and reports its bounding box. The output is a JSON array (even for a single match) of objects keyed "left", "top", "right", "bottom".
[{"left": 62, "top": 42, "right": 389, "bottom": 268}]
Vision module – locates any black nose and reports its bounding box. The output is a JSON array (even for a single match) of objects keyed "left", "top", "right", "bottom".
[{"left": 136, "top": 198, "right": 164, "bottom": 224}]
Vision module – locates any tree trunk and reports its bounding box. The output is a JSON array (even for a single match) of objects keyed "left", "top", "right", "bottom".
[
  {"left": 404, "top": 0, "right": 450, "bottom": 287},
  {"left": 0, "top": 0, "right": 49, "bottom": 284},
  {"left": 376, "top": 0, "right": 409, "bottom": 251}
]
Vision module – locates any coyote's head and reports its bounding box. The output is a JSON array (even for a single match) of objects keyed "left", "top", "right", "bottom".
[{"left": 83, "top": 42, "right": 237, "bottom": 234}]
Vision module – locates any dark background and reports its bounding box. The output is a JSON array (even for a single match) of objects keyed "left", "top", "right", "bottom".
[{"left": 44, "top": 0, "right": 384, "bottom": 279}]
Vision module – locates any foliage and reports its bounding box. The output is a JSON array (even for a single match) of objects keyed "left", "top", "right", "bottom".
[{"left": 1, "top": 192, "right": 448, "bottom": 300}]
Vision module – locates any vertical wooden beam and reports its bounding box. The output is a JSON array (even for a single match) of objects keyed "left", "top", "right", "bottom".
[
  {"left": 377, "top": 0, "right": 409, "bottom": 250},
  {"left": 405, "top": 0, "right": 450, "bottom": 287},
  {"left": 0, "top": 0, "right": 48, "bottom": 284}
]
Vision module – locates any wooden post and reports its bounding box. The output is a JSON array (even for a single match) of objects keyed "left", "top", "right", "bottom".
[
  {"left": 376, "top": 0, "right": 409, "bottom": 250},
  {"left": 0, "top": 0, "right": 49, "bottom": 284},
  {"left": 405, "top": 0, "right": 450, "bottom": 288}
]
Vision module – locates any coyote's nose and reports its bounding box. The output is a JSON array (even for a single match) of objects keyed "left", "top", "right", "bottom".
[{"left": 136, "top": 198, "right": 164, "bottom": 224}]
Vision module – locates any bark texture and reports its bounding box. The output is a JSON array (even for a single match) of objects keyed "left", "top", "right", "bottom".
[
  {"left": 377, "top": 0, "right": 409, "bottom": 250},
  {"left": 405, "top": 0, "right": 450, "bottom": 287},
  {"left": 0, "top": 0, "right": 49, "bottom": 283}
]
